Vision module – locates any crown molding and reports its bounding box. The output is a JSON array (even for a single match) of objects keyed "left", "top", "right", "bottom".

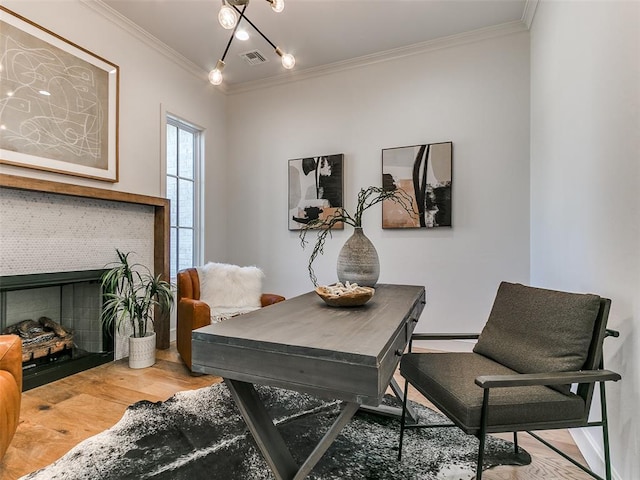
[
  {"left": 80, "top": 0, "right": 222, "bottom": 91},
  {"left": 82, "top": 1, "right": 527, "bottom": 97},
  {"left": 522, "top": 0, "right": 540, "bottom": 29},
  {"left": 226, "top": 20, "right": 528, "bottom": 95}
]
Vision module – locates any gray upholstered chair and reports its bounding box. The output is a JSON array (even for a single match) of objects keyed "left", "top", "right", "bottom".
[{"left": 398, "top": 282, "right": 621, "bottom": 480}]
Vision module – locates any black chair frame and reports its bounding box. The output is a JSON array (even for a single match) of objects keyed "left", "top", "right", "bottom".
[{"left": 398, "top": 298, "right": 621, "bottom": 480}]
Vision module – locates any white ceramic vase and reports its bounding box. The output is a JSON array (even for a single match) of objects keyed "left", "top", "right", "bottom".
[{"left": 128, "top": 332, "right": 156, "bottom": 369}]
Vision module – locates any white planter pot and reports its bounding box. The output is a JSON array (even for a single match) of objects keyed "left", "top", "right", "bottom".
[{"left": 128, "top": 332, "right": 156, "bottom": 369}]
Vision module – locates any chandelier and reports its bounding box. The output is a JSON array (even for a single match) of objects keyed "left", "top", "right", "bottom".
[{"left": 209, "top": 0, "right": 295, "bottom": 85}]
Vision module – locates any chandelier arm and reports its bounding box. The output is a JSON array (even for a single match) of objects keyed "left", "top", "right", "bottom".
[
  {"left": 231, "top": 4, "right": 277, "bottom": 50},
  {"left": 220, "top": 4, "right": 248, "bottom": 62}
]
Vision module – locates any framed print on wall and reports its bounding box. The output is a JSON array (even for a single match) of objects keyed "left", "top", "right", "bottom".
[
  {"left": 382, "top": 141, "right": 452, "bottom": 228},
  {"left": 288, "top": 154, "right": 344, "bottom": 231},
  {"left": 0, "top": 6, "right": 119, "bottom": 182}
]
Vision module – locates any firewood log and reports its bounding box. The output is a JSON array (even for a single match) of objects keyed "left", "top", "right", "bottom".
[{"left": 39, "top": 317, "right": 71, "bottom": 338}]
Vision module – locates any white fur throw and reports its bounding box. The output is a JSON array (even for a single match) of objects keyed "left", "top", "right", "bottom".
[{"left": 196, "top": 263, "right": 264, "bottom": 322}]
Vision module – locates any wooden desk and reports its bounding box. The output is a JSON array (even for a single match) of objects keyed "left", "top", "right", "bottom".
[{"left": 192, "top": 284, "right": 425, "bottom": 480}]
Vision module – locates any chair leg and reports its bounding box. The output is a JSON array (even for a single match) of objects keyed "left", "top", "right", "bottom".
[
  {"left": 599, "top": 381, "right": 613, "bottom": 480},
  {"left": 476, "top": 432, "right": 486, "bottom": 480},
  {"left": 476, "top": 389, "right": 490, "bottom": 480},
  {"left": 398, "top": 377, "right": 410, "bottom": 461},
  {"left": 513, "top": 431, "right": 519, "bottom": 454}
]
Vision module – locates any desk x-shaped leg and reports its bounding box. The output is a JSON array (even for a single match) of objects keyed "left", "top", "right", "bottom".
[
  {"left": 358, "top": 377, "right": 419, "bottom": 424},
  {"left": 225, "top": 379, "right": 360, "bottom": 480}
]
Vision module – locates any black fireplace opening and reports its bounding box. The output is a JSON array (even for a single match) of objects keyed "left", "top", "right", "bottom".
[{"left": 0, "top": 270, "right": 114, "bottom": 391}]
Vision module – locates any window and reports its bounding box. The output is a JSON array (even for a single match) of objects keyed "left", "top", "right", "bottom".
[{"left": 166, "top": 116, "right": 202, "bottom": 279}]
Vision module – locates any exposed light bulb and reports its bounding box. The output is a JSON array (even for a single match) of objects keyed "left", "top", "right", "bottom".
[
  {"left": 275, "top": 47, "right": 295, "bottom": 70},
  {"left": 209, "top": 60, "right": 225, "bottom": 85},
  {"left": 218, "top": 5, "right": 237, "bottom": 29},
  {"left": 271, "top": 0, "right": 285, "bottom": 13},
  {"left": 209, "top": 69, "right": 223, "bottom": 85},
  {"left": 235, "top": 29, "right": 249, "bottom": 41},
  {"left": 281, "top": 53, "right": 295, "bottom": 69}
]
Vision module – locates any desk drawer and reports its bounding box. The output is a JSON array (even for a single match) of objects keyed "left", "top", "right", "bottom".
[
  {"left": 378, "top": 323, "right": 408, "bottom": 393},
  {"left": 407, "top": 291, "right": 425, "bottom": 337},
  {"left": 192, "top": 338, "right": 382, "bottom": 404},
  {"left": 378, "top": 291, "right": 425, "bottom": 390}
]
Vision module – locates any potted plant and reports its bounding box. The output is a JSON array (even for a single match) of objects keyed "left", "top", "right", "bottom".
[
  {"left": 100, "top": 249, "right": 174, "bottom": 368},
  {"left": 299, "top": 185, "right": 415, "bottom": 286}
]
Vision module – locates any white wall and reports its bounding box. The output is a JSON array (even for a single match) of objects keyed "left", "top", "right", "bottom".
[
  {"left": 0, "top": 0, "right": 228, "bottom": 336},
  {"left": 226, "top": 31, "right": 531, "bottom": 334},
  {"left": 530, "top": 1, "right": 640, "bottom": 478}
]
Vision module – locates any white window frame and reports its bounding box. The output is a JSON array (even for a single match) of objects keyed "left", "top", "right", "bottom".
[{"left": 165, "top": 114, "right": 203, "bottom": 280}]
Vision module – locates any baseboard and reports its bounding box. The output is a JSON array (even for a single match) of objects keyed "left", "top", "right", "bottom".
[
  {"left": 569, "top": 423, "right": 622, "bottom": 480},
  {"left": 170, "top": 327, "right": 176, "bottom": 344}
]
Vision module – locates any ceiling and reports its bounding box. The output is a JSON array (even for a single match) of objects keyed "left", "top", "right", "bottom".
[{"left": 102, "top": 0, "right": 528, "bottom": 88}]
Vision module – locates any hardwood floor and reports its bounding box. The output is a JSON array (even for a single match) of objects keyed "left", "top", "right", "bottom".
[{"left": 1, "top": 344, "right": 595, "bottom": 480}]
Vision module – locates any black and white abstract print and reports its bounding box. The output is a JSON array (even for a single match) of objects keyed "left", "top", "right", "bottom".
[
  {"left": 288, "top": 154, "right": 344, "bottom": 230},
  {"left": 382, "top": 142, "right": 452, "bottom": 228}
]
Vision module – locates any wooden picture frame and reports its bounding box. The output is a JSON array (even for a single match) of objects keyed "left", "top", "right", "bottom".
[
  {"left": 382, "top": 142, "right": 452, "bottom": 228},
  {"left": 0, "top": 7, "right": 119, "bottom": 182},
  {"left": 288, "top": 154, "right": 344, "bottom": 231}
]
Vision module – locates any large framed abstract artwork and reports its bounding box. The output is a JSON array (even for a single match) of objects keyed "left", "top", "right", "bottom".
[
  {"left": 288, "top": 154, "right": 344, "bottom": 231},
  {"left": 0, "top": 7, "right": 119, "bottom": 182},
  {"left": 382, "top": 142, "right": 452, "bottom": 228}
]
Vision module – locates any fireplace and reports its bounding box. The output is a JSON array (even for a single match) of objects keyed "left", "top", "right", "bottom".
[
  {"left": 0, "top": 269, "right": 114, "bottom": 391},
  {"left": 0, "top": 175, "right": 170, "bottom": 353}
]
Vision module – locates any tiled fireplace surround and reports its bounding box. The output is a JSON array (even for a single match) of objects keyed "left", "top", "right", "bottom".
[{"left": 0, "top": 174, "right": 171, "bottom": 387}]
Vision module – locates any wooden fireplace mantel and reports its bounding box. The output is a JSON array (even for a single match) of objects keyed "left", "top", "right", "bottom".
[{"left": 0, "top": 173, "right": 171, "bottom": 350}]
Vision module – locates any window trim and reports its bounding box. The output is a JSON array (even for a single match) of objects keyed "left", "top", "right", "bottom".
[{"left": 165, "top": 114, "right": 203, "bottom": 279}]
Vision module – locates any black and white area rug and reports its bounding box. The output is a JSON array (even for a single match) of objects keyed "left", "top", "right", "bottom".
[{"left": 22, "top": 383, "right": 530, "bottom": 480}]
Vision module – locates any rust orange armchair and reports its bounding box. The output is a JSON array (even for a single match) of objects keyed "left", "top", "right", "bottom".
[
  {"left": 0, "top": 334, "right": 22, "bottom": 460},
  {"left": 176, "top": 267, "right": 285, "bottom": 370}
]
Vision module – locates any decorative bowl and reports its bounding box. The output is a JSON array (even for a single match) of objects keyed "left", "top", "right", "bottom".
[{"left": 315, "top": 284, "right": 375, "bottom": 307}]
